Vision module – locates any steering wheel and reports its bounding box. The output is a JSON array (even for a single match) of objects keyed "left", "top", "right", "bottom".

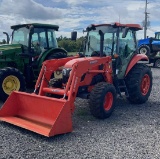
[{"left": 31, "top": 41, "right": 42, "bottom": 54}]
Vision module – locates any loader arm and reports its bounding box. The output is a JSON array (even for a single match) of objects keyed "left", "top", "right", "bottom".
[
  {"left": 38, "top": 56, "right": 113, "bottom": 112},
  {"left": 34, "top": 55, "right": 79, "bottom": 94},
  {"left": 0, "top": 56, "right": 112, "bottom": 137}
]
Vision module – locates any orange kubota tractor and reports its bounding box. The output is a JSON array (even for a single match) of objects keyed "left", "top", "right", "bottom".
[{"left": 0, "top": 22, "right": 152, "bottom": 137}]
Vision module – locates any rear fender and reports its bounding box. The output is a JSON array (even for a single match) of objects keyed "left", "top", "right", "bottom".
[
  {"left": 138, "top": 38, "right": 150, "bottom": 47},
  {"left": 125, "top": 54, "right": 148, "bottom": 76},
  {"left": 37, "top": 48, "right": 68, "bottom": 68}
]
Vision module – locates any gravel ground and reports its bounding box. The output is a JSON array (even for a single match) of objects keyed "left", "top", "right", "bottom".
[{"left": 0, "top": 67, "right": 160, "bottom": 159}]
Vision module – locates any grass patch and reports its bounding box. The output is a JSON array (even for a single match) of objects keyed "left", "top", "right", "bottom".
[{"left": 68, "top": 52, "right": 78, "bottom": 56}]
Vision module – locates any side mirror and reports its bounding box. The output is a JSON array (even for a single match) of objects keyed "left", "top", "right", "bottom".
[
  {"left": 71, "top": 31, "right": 77, "bottom": 40},
  {"left": 122, "top": 27, "right": 129, "bottom": 38}
]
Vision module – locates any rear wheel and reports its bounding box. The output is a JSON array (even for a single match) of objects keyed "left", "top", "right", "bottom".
[
  {"left": 125, "top": 63, "right": 152, "bottom": 104},
  {"left": 46, "top": 52, "right": 67, "bottom": 60},
  {"left": 139, "top": 45, "right": 156, "bottom": 57},
  {"left": 89, "top": 82, "right": 116, "bottom": 119},
  {"left": 153, "top": 59, "right": 160, "bottom": 68},
  {"left": 46, "top": 52, "right": 67, "bottom": 77},
  {"left": 0, "top": 67, "right": 26, "bottom": 102},
  {"left": 139, "top": 45, "right": 150, "bottom": 55}
]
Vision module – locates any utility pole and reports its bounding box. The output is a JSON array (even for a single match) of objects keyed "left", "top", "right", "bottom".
[{"left": 144, "top": 0, "right": 149, "bottom": 38}]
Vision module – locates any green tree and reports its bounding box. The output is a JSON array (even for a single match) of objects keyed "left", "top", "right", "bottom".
[
  {"left": 2, "top": 39, "right": 6, "bottom": 44},
  {"left": 57, "top": 36, "right": 85, "bottom": 53}
]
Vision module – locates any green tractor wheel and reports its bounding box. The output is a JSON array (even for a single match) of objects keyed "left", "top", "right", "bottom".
[
  {"left": 2, "top": 75, "right": 20, "bottom": 94},
  {"left": 46, "top": 52, "right": 67, "bottom": 60},
  {"left": 0, "top": 67, "right": 26, "bottom": 102},
  {"left": 46, "top": 52, "right": 68, "bottom": 77}
]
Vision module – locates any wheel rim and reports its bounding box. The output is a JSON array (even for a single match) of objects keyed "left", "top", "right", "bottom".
[
  {"left": 103, "top": 92, "right": 113, "bottom": 111},
  {"left": 55, "top": 70, "right": 62, "bottom": 75},
  {"left": 140, "top": 48, "right": 147, "bottom": 54},
  {"left": 2, "top": 75, "right": 20, "bottom": 95},
  {"left": 141, "top": 74, "right": 150, "bottom": 95}
]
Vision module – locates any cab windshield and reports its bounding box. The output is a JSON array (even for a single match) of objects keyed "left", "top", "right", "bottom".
[
  {"left": 31, "top": 28, "right": 58, "bottom": 49},
  {"left": 85, "top": 25, "right": 136, "bottom": 57},
  {"left": 12, "top": 27, "right": 58, "bottom": 55},
  {"left": 12, "top": 27, "right": 58, "bottom": 48},
  {"left": 12, "top": 27, "right": 29, "bottom": 47},
  {"left": 155, "top": 32, "right": 160, "bottom": 39}
]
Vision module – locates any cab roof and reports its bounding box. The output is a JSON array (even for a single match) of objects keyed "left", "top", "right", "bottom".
[
  {"left": 87, "top": 22, "right": 142, "bottom": 31},
  {"left": 11, "top": 23, "right": 59, "bottom": 31}
]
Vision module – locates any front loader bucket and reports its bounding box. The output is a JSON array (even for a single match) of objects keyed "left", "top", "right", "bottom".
[{"left": 0, "top": 91, "right": 73, "bottom": 137}]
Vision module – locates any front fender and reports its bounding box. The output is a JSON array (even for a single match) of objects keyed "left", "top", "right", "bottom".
[{"left": 125, "top": 54, "right": 148, "bottom": 76}]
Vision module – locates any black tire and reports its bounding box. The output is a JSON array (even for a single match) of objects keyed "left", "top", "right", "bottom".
[
  {"left": 89, "top": 82, "right": 116, "bottom": 119},
  {"left": 139, "top": 45, "right": 150, "bottom": 55},
  {"left": 139, "top": 45, "right": 156, "bottom": 57},
  {"left": 46, "top": 52, "right": 67, "bottom": 77},
  {"left": 0, "top": 67, "right": 26, "bottom": 102},
  {"left": 153, "top": 59, "right": 160, "bottom": 68},
  {"left": 125, "top": 63, "right": 152, "bottom": 104},
  {"left": 46, "top": 52, "right": 67, "bottom": 60}
]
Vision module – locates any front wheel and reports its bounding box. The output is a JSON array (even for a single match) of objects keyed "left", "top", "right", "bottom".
[
  {"left": 89, "top": 82, "right": 116, "bottom": 119},
  {"left": 125, "top": 63, "right": 152, "bottom": 104},
  {"left": 0, "top": 67, "right": 26, "bottom": 102}
]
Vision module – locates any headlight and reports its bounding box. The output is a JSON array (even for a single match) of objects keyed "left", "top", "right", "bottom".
[
  {"left": 62, "top": 68, "right": 71, "bottom": 76},
  {"left": 62, "top": 68, "right": 72, "bottom": 84}
]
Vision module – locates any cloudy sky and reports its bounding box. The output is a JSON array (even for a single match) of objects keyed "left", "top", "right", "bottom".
[{"left": 0, "top": 0, "right": 160, "bottom": 41}]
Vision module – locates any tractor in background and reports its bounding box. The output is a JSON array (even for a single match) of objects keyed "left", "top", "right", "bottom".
[
  {"left": 0, "top": 22, "right": 152, "bottom": 137},
  {"left": 0, "top": 23, "right": 67, "bottom": 102},
  {"left": 138, "top": 32, "right": 160, "bottom": 67},
  {"left": 148, "top": 52, "right": 160, "bottom": 68}
]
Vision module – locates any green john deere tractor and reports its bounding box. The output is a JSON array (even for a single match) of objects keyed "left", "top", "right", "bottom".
[{"left": 0, "top": 23, "right": 67, "bottom": 102}]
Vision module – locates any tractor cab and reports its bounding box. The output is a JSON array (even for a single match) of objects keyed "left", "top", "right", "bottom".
[
  {"left": 155, "top": 32, "right": 160, "bottom": 39},
  {"left": 138, "top": 31, "right": 160, "bottom": 57},
  {"left": 11, "top": 23, "right": 59, "bottom": 58},
  {"left": 72, "top": 22, "right": 142, "bottom": 79}
]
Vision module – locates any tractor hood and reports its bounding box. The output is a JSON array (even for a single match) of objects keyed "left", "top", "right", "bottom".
[{"left": 0, "top": 44, "right": 22, "bottom": 55}]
